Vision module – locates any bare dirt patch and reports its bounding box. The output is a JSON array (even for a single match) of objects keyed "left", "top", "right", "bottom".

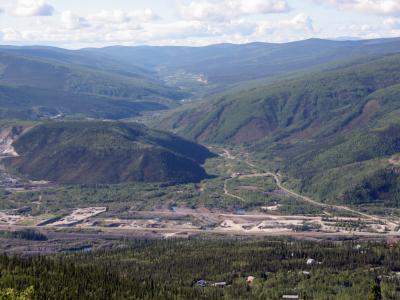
[
  {"left": 389, "top": 156, "right": 400, "bottom": 166},
  {"left": 346, "top": 100, "right": 380, "bottom": 130},
  {"left": 50, "top": 207, "right": 107, "bottom": 226}
]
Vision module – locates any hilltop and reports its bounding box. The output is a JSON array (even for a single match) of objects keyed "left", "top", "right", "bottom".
[{"left": 6, "top": 121, "right": 214, "bottom": 184}]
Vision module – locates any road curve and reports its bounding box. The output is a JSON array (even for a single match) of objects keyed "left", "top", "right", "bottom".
[{"left": 219, "top": 148, "right": 399, "bottom": 230}]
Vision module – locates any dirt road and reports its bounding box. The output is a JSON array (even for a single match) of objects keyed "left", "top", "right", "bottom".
[
  {"left": 220, "top": 148, "right": 399, "bottom": 231},
  {"left": 224, "top": 178, "right": 244, "bottom": 201}
]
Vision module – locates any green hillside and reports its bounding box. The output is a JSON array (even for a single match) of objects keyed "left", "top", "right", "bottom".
[
  {"left": 0, "top": 45, "right": 155, "bottom": 79},
  {"left": 0, "top": 85, "right": 167, "bottom": 120},
  {"left": 0, "top": 52, "right": 184, "bottom": 100},
  {"left": 160, "top": 53, "right": 400, "bottom": 207},
  {"left": 6, "top": 121, "right": 214, "bottom": 184},
  {"left": 0, "top": 51, "right": 186, "bottom": 120},
  {"left": 162, "top": 54, "right": 400, "bottom": 141}
]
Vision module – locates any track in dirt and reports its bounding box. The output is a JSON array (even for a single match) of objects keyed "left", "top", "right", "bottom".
[{"left": 219, "top": 148, "right": 399, "bottom": 231}]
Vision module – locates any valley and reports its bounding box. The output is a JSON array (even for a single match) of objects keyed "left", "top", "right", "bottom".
[
  {"left": 1, "top": 41, "right": 400, "bottom": 246},
  {"left": 0, "top": 143, "right": 398, "bottom": 241},
  {"left": 2, "top": 1, "right": 400, "bottom": 298}
]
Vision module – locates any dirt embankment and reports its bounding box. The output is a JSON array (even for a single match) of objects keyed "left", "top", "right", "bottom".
[
  {"left": 389, "top": 156, "right": 400, "bottom": 166},
  {"left": 0, "top": 126, "right": 29, "bottom": 157}
]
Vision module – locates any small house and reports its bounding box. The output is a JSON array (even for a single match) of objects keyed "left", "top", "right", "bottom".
[
  {"left": 388, "top": 240, "right": 398, "bottom": 249},
  {"left": 196, "top": 280, "right": 207, "bottom": 287},
  {"left": 282, "top": 295, "right": 299, "bottom": 299},
  {"left": 213, "top": 282, "right": 227, "bottom": 288},
  {"left": 247, "top": 276, "right": 255, "bottom": 284},
  {"left": 306, "top": 258, "right": 315, "bottom": 265}
]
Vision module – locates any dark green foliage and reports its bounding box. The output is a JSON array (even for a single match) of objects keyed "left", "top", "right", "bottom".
[
  {"left": 0, "top": 286, "right": 34, "bottom": 300},
  {"left": 368, "top": 278, "right": 382, "bottom": 300},
  {"left": 343, "top": 168, "right": 400, "bottom": 207},
  {"left": 0, "top": 230, "right": 47, "bottom": 241},
  {"left": 0, "top": 239, "right": 399, "bottom": 299},
  {"left": 7, "top": 121, "right": 214, "bottom": 184}
]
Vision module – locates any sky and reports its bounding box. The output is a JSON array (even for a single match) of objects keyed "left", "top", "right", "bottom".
[{"left": 0, "top": 0, "right": 399, "bottom": 48}]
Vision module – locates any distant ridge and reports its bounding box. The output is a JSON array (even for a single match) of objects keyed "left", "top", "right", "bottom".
[{"left": 83, "top": 37, "right": 400, "bottom": 85}]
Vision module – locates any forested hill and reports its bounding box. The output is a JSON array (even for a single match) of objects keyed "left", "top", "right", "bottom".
[
  {"left": 2, "top": 37, "right": 400, "bottom": 120},
  {"left": 0, "top": 45, "right": 154, "bottom": 79},
  {"left": 0, "top": 52, "right": 183, "bottom": 100},
  {"left": 0, "top": 50, "right": 186, "bottom": 120},
  {"left": 6, "top": 121, "right": 214, "bottom": 184},
  {"left": 159, "top": 53, "right": 400, "bottom": 207},
  {"left": 161, "top": 53, "right": 400, "bottom": 144}
]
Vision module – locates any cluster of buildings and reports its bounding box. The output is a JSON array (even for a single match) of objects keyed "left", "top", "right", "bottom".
[{"left": 195, "top": 258, "right": 319, "bottom": 299}]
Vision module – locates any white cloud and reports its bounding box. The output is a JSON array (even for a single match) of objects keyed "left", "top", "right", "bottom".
[
  {"left": 14, "top": 0, "right": 54, "bottom": 17},
  {"left": 87, "top": 9, "right": 159, "bottom": 24},
  {"left": 1, "top": 27, "right": 23, "bottom": 41},
  {"left": 0, "top": 13, "right": 314, "bottom": 48},
  {"left": 280, "top": 14, "right": 314, "bottom": 31},
  {"left": 317, "top": 0, "right": 400, "bottom": 16},
  {"left": 256, "top": 14, "right": 315, "bottom": 36},
  {"left": 333, "top": 21, "right": 400, "bottom": 40},
  {"left": 61, "top": 11, "right": 89, "bottom": 30},
  {"left": 239, "top": 0, "right": 290, "bottom": 14},
  {"left": 178, "top": 0, "right": 290, "bottom": 22},
  {"left": 383, "top": 17, "right": 400, "bottom": 29},
  {"left": 0, "top": 10, "right": 318, "bottom": 47}
]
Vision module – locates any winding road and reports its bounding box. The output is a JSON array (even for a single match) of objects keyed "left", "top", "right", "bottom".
[{"left": 220, "top": 148, "right": 399, "bottom": 231}]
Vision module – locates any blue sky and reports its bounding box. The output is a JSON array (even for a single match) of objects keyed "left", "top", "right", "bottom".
[{"left": 0, "top": 0, "right": 399, "bottom": 48}]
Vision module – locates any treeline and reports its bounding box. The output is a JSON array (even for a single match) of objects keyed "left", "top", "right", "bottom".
[
  {"left": 0, "top": 239, "right": 399, "bottom": 299},
  {"left": 0, "top": 229, "right": 47, "bottom": 241}
]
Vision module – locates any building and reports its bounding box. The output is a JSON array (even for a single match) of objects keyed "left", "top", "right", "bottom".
[
  {"left": 212, "top": 282, "right": 227, "bottom": 288},
  {"left": 306, "top": 258, "right": 316, "bottom": 265},
  {"left": 388, "top": 240, "right": 398, "bottom": 249},
  {"left": 282, "top": 295, "right": 299, "bottom": 299},
  {"left": 247, "top": 276, "right": 255, "bottom": 284},
  {"left": 196, "top": 280, "right": 207, "bottom": 287}
]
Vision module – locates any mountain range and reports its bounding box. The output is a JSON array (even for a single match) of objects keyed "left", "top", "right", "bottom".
[{"left": 1, "top": 37, "right": 400, "bottom": 200}]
